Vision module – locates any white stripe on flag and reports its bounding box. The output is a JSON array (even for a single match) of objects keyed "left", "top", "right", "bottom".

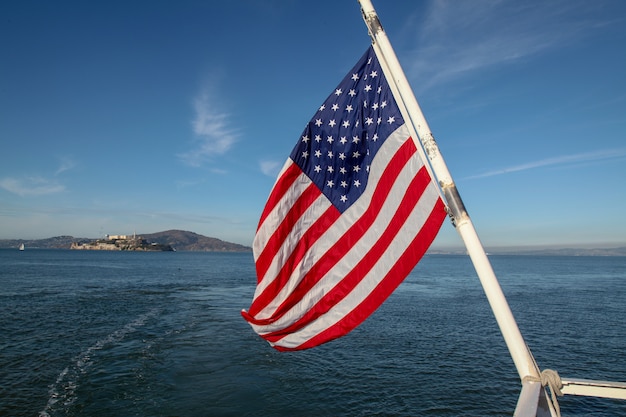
[{"left": 269, "top": 184, "right": 440, "bottom": 349}]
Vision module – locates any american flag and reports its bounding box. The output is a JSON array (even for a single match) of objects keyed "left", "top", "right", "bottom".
[{"left": 242, "top": 46, "right": 446, "bottom": 351}]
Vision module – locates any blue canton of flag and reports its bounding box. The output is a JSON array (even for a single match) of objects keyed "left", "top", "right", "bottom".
[{"left": 290, "top": 49, "right": 404, "bottom": 211}]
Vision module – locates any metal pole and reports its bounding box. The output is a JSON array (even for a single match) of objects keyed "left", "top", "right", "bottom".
[{"left": 357, "top": 0, "right": 540, "bottom": 382}]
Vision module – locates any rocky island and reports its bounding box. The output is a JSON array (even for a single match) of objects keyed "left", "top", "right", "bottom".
[
  {"left": 71, "top": 234, "right": 174, "bottom": 251},
  {"left": 1, "top": 230, "right": 251, "bottom": 252}
]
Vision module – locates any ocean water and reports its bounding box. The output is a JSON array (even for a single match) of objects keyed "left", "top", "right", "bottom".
[{"left": 1, "top": 249, "right": 624, "bottom": 416}]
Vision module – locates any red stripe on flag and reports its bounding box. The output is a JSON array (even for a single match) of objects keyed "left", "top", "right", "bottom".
[
  {"left": 260, "top": 138, "right": 417, "bottom": 324},
  {"left": 247, "top": 204, "right": 341, "bottom": 319},
  {"left": 257, "top": 162, "right": 303, "bottom": 230},
  {"left": 254, "top": 181, "right": 322, "bottom": 281},
  {"left": 263, "top": 163, "right": 434, "bottom": 342},
  {"left": 275, "top": 197, "right": 447, "bottom": 351}
]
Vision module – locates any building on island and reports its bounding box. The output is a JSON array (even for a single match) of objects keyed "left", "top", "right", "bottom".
[{"left": 71, "top": 233, "right": 173, "bottom": 251}]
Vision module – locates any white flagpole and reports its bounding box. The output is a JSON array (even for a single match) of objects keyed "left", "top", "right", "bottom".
[{"left": 357, "top": 0, "right": 540, "bottom": 383}]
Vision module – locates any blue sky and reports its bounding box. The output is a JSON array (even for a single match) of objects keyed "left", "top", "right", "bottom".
[{"left": 1, "top": 0, "right": 625, "bottom": 249}]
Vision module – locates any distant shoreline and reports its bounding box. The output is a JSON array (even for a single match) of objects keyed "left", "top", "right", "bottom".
[
  {"left": 2, "top": 245, "right": 625, "bottom": 256},
  {"left": 427, "top": 246, "right": 626, "bottom": 257},
  {"left": 0, "top": 230, "right": 252, "bottom": 252},
  {"left": 1, "top": 236, "right": 624, "bottom": 256}
]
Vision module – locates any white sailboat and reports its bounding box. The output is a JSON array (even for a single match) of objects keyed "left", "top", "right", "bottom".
[{"left": 19, "top": 243, "right": 25, "bottom": 251}]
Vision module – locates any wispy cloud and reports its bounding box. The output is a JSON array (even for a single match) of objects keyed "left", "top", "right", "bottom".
[
  {"left": 259, "top": 159, "right": 282, "bottom": 177},
  {"left": 55, "top": 157, "right": 76, "bottom": 175},
  {"left": 175, "top": 178, "right": 205, "bottom": 189},
  {"left": 465, "top": 148, "right": 626, "bottom": 180},
  {"left": 0, "top": 176, "right": 65, "bottom": 196},
  {"left": 1, "top": 158, "right": 75, "bottom": 196},
  {"left": 178, "top": 86, "right": 239, "bottom": 167},
  {"left": 209, "top": 167, "right": 229, "bottom": 175},
  {"left": 405, "top": 0, "right": 614, "bottom": 90}
]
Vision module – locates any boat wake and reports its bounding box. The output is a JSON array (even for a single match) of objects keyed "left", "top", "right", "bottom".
[{"left": 38, "top": 308, "right": 160, "bottom": 417}]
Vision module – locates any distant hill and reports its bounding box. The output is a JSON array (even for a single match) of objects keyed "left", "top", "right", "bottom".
[
  {"left": 0, "top": 235, "right": 88, "bottom": 249},
  {"left": 0, "top": 230, "right": 251, "bottom": 252},
  {"left": 141, "top": 230, "right": 251, "bottom": 252}
]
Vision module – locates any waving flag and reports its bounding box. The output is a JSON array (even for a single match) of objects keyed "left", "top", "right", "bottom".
[{"left": 242, "top": 46, "right": 446, "bottom": 351}]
